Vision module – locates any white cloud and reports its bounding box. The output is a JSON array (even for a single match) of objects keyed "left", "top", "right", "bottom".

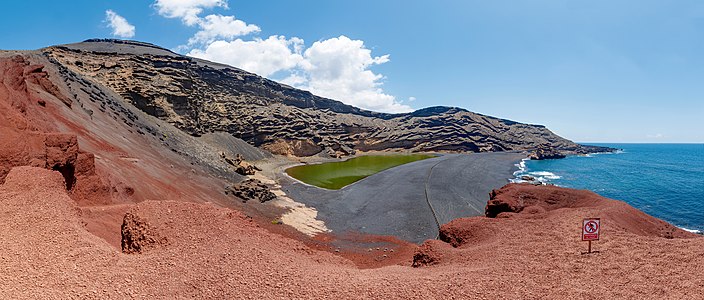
[
  {"left": 408, "top": 97, "right": 416, "bottom": 102},
  {"left": 154, "top": 0, "right": 227, "bottom": 25},
  {"left": 105, "top": 10, "right": 135, "bottom": 38},
  {"left": 188, "top": 14, "right": 260, "bottom": 45},
  {"left": 296, "top": 36, "right": 411, "bottom": 113},
  {"left": 154, "top": 1, "right": 412, "bottom": 113},
  {"left": 188, "top": 36, "right": 305, "bottom": 77}
]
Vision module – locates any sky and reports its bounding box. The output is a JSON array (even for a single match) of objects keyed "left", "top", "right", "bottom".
[{"left": 1, "top": 0, "right": 702, "bottom": 143}]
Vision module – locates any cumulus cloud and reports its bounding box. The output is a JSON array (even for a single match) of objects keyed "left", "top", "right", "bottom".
[
  {"left": 188, "top": 14, "right": 260, "bottom": 45},
  {"left": 191, "top": 35, "right": 412, "bottom": 113},
  {"left": 154, "top": 0, "right": 227, "bottom": 25},
  {"left": 188, "top": 36, "right": 304, "bottom": 77},
  {"left": 154, "top": 1, "right": 258, "bottom": 47},
  {"left": 155, "top": 1, "right": 412, "bottom": 113},
  {"left": 105, "top": 10, "right": 135, "bottom": 38},
  {"left": 297, "top": 36, "right": 411, "bottom": 113}
]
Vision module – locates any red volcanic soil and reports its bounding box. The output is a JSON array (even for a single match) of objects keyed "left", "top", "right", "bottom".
[
  {"left": 3, "top": 168, "right": 704, "bottom": 299},
  {"left": 1, "top": 53, "right": 703, "bottom": 298}
]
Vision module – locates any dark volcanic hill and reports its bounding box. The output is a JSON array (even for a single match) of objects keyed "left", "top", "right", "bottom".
[{"left": 41, "top": 39, "right": 603, "bottom": 157}]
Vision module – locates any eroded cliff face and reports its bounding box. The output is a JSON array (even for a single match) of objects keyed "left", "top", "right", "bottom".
[{"left": 42, "top": 39, "right": 592, "bottom": 157}]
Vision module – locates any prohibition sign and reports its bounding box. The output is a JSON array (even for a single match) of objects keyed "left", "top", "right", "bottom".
[
  {"left": 585, "top": 221, "right": 598, "bottom": 233},
  {"left": 582, "top": 218, "right": 600, "bottom": 241}
]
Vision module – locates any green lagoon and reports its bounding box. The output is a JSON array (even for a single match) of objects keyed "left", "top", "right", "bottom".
[{"left": 285, "top": 154, "right": 435, "bottom": 190}]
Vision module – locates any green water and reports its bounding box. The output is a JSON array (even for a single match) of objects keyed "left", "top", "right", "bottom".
[{"left": 286, "top": 154, "right": 435, "bottom": 190}]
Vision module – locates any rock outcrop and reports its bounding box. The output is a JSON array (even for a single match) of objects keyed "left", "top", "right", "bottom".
[
  {"left": 225, "top": 179, "right": 277, "bottom": 203},
  {"left": 412, "top": 183, "right": 698, "bottom": 269},
  {"left": 0, "top": 55, "right": 114, "bottom": 200},
  {"left": 483, "top": 183, "right": 693, "bottom": 239},
  {"left": 121, "top": 212, "right": 167, "bottom": 254},
  {"left": 529, "top": 147, "right": 567, "bottom": 160},
  {"left": 41, "top": 39, "right": 607, "bottom": 157},
  {"left": 221, "top": 152, "right": 260, "bottom": 175}
]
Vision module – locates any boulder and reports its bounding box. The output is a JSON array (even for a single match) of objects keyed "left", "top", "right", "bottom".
[
  {"left": 520, "top": 175, "right": 535, "bottom": 181},
  {"left": 235, "top": 160, "right": 258, "bottom": 176},
  {"left": 220, "top": 152, "right": 261, "bottom": 176},
  {"left": 225, "top": 179, "right": 276, "bottom": 203},
  {"left": 529, "top": 147, "right": 566, "bottom": 160}
]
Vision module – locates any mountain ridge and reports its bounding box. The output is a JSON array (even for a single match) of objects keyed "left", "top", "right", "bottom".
[
  {"left": 40, "top": 39, "right": 608, "bottom": 157},
  {"left": 68, "top": 39, "right": 549, "bottom": 126}
]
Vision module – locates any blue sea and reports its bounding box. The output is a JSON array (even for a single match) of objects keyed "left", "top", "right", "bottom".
[{"left": 512, "top": 144, "right": 704, "bottom": 234}]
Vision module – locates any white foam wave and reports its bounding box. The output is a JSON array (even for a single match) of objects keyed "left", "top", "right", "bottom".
[
  {"left": 528, "top": 171, "right": 561, "bottom": 179},
  {"left": 679, "top": 227, "right": 702, "bottom": 234},
  {"left": 513, "top": 171, "right": 560, "bottom": 182},
  {"left": 512, "top": 158, "right": 529, "bottom": 177},
  {"left": 591, "top": 149, "right": 625, "bottom": 155}
]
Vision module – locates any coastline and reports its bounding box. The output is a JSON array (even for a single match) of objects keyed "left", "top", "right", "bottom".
[{"left": 511, "top": 144, "right": 704, "bottom": 234}]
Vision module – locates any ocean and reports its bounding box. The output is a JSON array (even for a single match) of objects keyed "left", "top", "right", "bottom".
[{"left": 512, "top": 143, "right": 704, "bottom": 234}]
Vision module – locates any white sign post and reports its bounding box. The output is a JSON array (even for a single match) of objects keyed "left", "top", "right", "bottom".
[{"left": 582, "top": 218, "right": 600, "bottom": 253}]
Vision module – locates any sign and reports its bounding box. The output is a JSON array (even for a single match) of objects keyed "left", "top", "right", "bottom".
[{"left": 582, "top": 218, "right": 600, "bottom": 241}]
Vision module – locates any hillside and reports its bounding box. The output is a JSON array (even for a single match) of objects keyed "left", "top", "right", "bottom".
[
  {"left": 0, "top": 167, "right": 700, "bottom": 299},
  {"left": 42, "top": 39, "right": 605, "bottom": 157}
]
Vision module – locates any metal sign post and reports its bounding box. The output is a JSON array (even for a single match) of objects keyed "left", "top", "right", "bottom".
[{"left": 582, "top": 218, "right": 600, "bottom": 254}]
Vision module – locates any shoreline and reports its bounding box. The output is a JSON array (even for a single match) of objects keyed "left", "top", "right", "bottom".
[{"left": 511, "top": 144, "right": 704, "bottom": 234}]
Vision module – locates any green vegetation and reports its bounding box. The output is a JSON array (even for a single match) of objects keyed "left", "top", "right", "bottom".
[{"left": 285, "top": 154, "right": 435, "bottom": 190}]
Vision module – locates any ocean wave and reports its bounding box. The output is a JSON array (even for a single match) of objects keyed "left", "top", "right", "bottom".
[
  {"left": 679, "top": 227, "right": 702, "bottom": 234},
  {"left": 512, "top": 158, "right": 529, "bottom": 177},
  {"left": 529, "top": 171, "right": 562, "bottom": 180},
  {"left": 511, "top": 165, "right": 563, "bottom": 183},
  {"left": 591, "top": 149, "right": 626, "bottom": 155}
]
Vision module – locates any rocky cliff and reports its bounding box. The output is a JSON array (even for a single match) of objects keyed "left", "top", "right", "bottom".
[{"left": 41, "top": 39, "right": 607, "bottom": 157}]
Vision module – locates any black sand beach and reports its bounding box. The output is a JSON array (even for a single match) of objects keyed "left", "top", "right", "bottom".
[{"left": 282, "top": 152, "right": 525, "bottom": 243}]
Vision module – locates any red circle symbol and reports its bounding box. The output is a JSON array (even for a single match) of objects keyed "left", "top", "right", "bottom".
[{"left": 585, "top": 221, "right": 599, "bottom": 233}]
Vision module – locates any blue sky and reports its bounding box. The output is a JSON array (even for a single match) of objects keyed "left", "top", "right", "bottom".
[{"left": 1, "top": 0, "right": 703, "bottom": 143}]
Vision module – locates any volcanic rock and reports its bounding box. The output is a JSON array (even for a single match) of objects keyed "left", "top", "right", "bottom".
[
  {"left": 220, "top": 152, "right": 260, "bottom": 175},
  {"left": 529, "top": 147, "right": 567, "bottom": 160},
  {"left": 225, "top": 179, "right": 277, "bottom": 203},
  {"left": 520, "top": 175, "right": 535, "bottom": 181},
  {"left": 40, "top": 39, "right": 608, "bottom": 157},
  {"left": 484, "top": 183, "right": 693, "bottom": 239}
]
